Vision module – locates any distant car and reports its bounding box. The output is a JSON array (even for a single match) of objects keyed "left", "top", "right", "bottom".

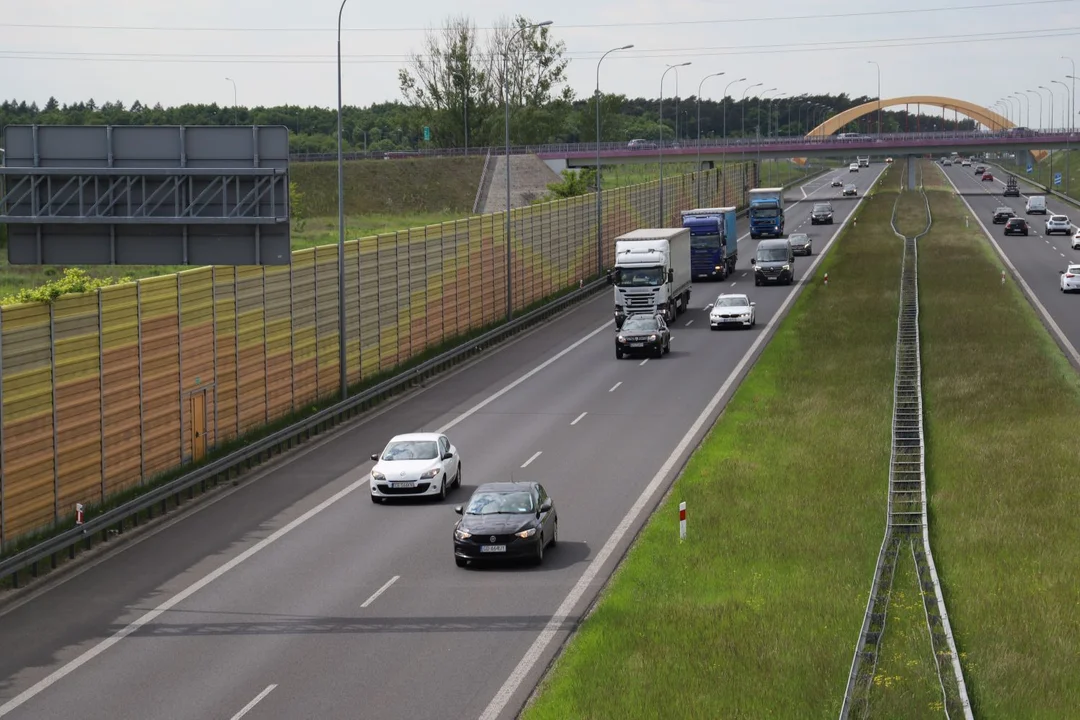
[
  {"left": 943, "top": 159, "right": 953, "bottom": 166},
  {"left": 627, "top": 138, "right": 657, "bottom": 150},
  {"left": 811, "top": 202, "right": 834, "bottom": 224},
  {"left": 1003, "top": 176, "right": 1020, "bottom": 197},
  {"left": 981, "top": 172, "right": 994, "bottom": 182},
  {"left": 831, "top": 178, "right": 844, "bottom": 187},
  {"left": 849, "top": 163, "right": 859, "bottom": 172},
  {"left": 885, "top": 157, "right": 894, "bottom": 164},
  {"left": 843, "top": 184, "right": 858, "bottom": 197},
  {"left": 453, "top": 481, "right": 557, "bottom": 567},
  {"left": 1072, "top": 228, "right": 1080, "bottom": 250},
  {"left": 1061, "top": 264, "right": 1080, "bottom": 293},
  {"left": 1004, "top": 217, "right": 1030, "bottom": 235},
  {"left": 789, "top": 232, "right": 813, "bottom": 256},
  {"left": 961, "top": 159, "right": 971, "bottom": 167},
  {"left": 369, "top": 433, "right": 462, "bottom": 503},
  {"left": 1046, "top": 215, "right": 1071, "bottom": 235},
  {"left": 615, "top": 313, "right": 670, "bottom": 359},
  {"left": 992, "top": 206, "right": 1015, "bottom": 224},
  {"left": 975, "top": 165, "right": 986, "bottom": 175},
  {"left": 709, "top": 293, "right": 756, "bottom": 329}
]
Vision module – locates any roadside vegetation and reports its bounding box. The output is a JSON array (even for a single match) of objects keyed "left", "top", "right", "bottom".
[
  {"left": 522, "top": 163, "right": 903, "bottom": 718},
  {"left": 992, "top": 149, "right": 1079, "bottom": 204},
  {"left": 918, "top": 160, "right": 1080, "bottom": 715}
]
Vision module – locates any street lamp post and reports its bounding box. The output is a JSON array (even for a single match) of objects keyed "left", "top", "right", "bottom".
[
  {"left": 1036, "top": 86, "right": 1053, "bottom": 177},
  {"left": 225, "top": 77, "right": 238, "bottom": 125},
  {"left": 1025, "top": 90, "right": 1042, "bottom": 129},
  {"left": 1015, "top": 91, "right": 1030, "bottom": 128},
  {"left": 595, "top": 44, "right": 633, "bottom": 277},
  {"left": 719, "top": 77, "right": 745, "bottom": 204},
  {"left": 1051, "top": 81, "right": 1069, "bottom": 128},
  {"left": 695, "top": 71, "right": 725, "bottom": 205},
  {"left": 756, "top": 88, "right": 777, "bottom": 183},
  {"left": 659, "top": 61, "right": 692, "bottom": 226},
  {"left": 666, "top": 65, "right": 682, "bottom": 141},
  {"left": 335, "top": 0, "right": 349, "bottom": 399},
  {"left": 504, "top": 20, "right": 553, "bottom": 322},
  {"left": 1064, "top": 57, "right": 1076, "bottom": 132},
  {"left": 867, "top": 61, "right": 881, "bottom": 134}
]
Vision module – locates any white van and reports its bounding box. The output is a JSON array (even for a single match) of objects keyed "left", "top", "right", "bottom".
[{"left": 1025, "top": 195, "right": 1047, "bottom": 215}]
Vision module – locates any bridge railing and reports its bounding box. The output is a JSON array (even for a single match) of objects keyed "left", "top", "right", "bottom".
[{"left": 288, "top": 129, "right": 1078, "bottom": 163}]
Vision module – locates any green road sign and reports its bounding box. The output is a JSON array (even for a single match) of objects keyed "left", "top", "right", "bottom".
[{"left": 423, "top": 126, "right": 431, "bottom": 142}]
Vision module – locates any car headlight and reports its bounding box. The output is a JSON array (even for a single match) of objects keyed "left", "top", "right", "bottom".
[
  {"left": 455, "top": 528, "right": 472, "bottom": 540},
  {"left": 419, "top": 467, "right": 440, "bottom": 479},
  {"left": 515, "top": 528, "right": 537, "bottom": 539},
  {"left": 617, "top": 335, "right": 625, "bottom": 343},
  {"left": 782, "top": 264, "right": 791, "bottom": 271},
  {"left": 648, "top": 334, "right": 657, "bottom": 341},
  {"left": 371, "top": 470, "right": 385, "bottom": 481}
]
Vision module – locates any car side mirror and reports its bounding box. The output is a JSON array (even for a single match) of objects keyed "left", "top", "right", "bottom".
[
  {"left": 370, "top": 453, "right": 379, "bottom": 462},
  {"left": 750, "top": 301, "right": 756, "bottom": 306},
  {"left": 442, "top": 451, "right": 453, "bottom": 460},
  {"left": 606, "top": 269, "right": 614, "bottom": 285},
  {"left": 1059, "top": 270, "right": 1065, "bottom": 274},
  {"left": 454, "top": 505, "right": 463, "bottom": 515},
  {"left": 540, "top": 498, "right": 553, "bottom": 513},
  {"left": 750, "top": 258, "right": 756, "bottom": 266},
  {"left": 668, "top": 269, "right": 674, "bottom": 283}
]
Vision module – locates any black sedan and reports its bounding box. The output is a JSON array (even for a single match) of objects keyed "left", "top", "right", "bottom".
[
  {"left": 615, "top": 313, "right": 671, "bottom": 359},
  {"left": 789, "top": 232, "right": 813, "bottom": 256},
  {"left": 992, "top": 206, "right": 1015, "bottom": 224},
  {"left": 1004, "top": 217, "right": 1030, "bottom": 236},
  {"left": 453, "top": 482, "right": 557, "bottom": 567}
]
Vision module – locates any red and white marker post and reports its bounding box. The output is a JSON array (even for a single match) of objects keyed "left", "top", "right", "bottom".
[
  {"left": 824, "top": 272, "right": 829, "bottom": 286},
  {"left": 1001, "top": 270, "right": 1006, "bottom": 285},
  {"left": 75, "top": 502, "right": 85, "bottom": 526},
  {"left": 678, "top": 501, "right": 686, "bottom": 541}
]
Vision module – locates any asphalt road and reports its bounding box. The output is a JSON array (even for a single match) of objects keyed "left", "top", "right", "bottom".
[
  {"left": 0, "top": 163, "right": 886, "bottom": 720},
  {"left": 938, "top": 161, "right": 1080, "bottom": 361}
]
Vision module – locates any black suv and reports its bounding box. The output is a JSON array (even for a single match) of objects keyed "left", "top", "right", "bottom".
[
  {"left": 811, "top": 202, "right": 834, "bottom": 225},
  {"left": 751, "top": 238, "right": 795, "bottom": 286},
  {"left": 615, "top": 313, "right": 671, "bottom": 359},
  {"left": 992, "top": 206, "right": 1015, "bottom": 224},
  {"left": 1004, "top": 217, "right": 1030, "bottom": 236}
]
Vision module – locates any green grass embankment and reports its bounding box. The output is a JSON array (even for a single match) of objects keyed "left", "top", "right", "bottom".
[
  {"left": 918, "top": 160, "right": 1080, "bottom": 715},
  {"left": 522, "top": 164, "right": 903, "bottom": 719},
  {"left": 992, "top": 148, "right": 1080, "bottom": 205}
]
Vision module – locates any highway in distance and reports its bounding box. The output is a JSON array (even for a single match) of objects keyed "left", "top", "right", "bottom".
[
  {"left": 939, "top": 162, "right": 1080, "bottom": 362},
  {"left": 0, "top": 164, "right": 886, "bottom": 720}
]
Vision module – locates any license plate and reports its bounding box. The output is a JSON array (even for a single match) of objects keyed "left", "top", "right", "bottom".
[
  {"left": 480, "top": 545, "right": 506, "bottom": 553},
  {"left": 630, "top": 342, "right": 644, "bottom": 347},
  {"left": 389, "top": 481, "right": 415, "bottom": 488}
]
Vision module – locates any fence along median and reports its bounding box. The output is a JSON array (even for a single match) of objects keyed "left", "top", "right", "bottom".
[{"left": 0, "top": 162, "right": 757, "bottom": 554}]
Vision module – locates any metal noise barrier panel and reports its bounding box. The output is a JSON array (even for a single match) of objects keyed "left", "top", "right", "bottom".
[
  {"left": 0, "top": 163, "right": 755, "bottom": 549},
  {"left": 840, "top": 159, "right": 971, "bottom": 719}
]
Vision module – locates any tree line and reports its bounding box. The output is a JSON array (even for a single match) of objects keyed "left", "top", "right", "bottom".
[{"left": 0, "top": 14, "right": 977, "bottom": 155}]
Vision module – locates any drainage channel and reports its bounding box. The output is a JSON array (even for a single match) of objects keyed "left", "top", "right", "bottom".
[{"left": 839, "top": 158, "right": 973, "bottom": 719}]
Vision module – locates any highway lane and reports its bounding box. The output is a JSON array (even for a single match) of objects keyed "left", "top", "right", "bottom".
[
  {"left": 938, "top": 161, "right": 1080, "bottom": 360},
  {"left": 0, "top": 164, "right": 885, "bottom": 720}
]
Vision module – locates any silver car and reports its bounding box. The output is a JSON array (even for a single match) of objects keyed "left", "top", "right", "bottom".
[{"left": 1045, "top": 215, "right": 1071, "bottom": 235}]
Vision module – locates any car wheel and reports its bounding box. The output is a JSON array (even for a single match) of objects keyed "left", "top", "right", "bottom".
[
  {"left": 438, "top": 476, "right": 447, "bottom": 501},
  {"left": 654, "top": 344, "right": 663, "bottom": 359},
  {"left": 455, "top": 463, "right": 462, "bottom": 488},
  {"left": 807, "top": 246, "right": 813, "bottom": 256},
  {"left": 551, "top": 518, "right": 558, "bottom": 546},
  {"left": 455, "top": 557, "right": 468, "bottom": 568},
  {"left": 616, "top": 348, "right": 623, "bottom": 359},
  {"left": 534, "top": 535, "right": 545, "bottom": 565}
]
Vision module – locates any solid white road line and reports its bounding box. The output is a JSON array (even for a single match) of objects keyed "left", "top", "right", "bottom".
[
  {"left": 570, "top": 412, "right": 587, "bottom": 426},
  {"left": 940, "top": 169, "right": 1080, "bottom": 368},
  {"left": 229, "top": 685, "right": 278, "bottom": 720},
  {"left": 477, "top": 170, "right": 876, "bottom": 720},
  {"left": 360, "top": 575, "right": 400, "bottom": 609},
  {"left": 608, "top": 382, "right": 621, "bottom": 392},
  {"left": 0, "top": 318, "right": 616, "bottom": 716},
  {"left": 521, "top": 451, "right": 542, "bottom": 469}
]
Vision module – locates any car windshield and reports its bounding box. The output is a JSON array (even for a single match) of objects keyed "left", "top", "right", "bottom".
[
  {"left": 750, "top": 208, "right": 779, "bottom": 219},
  {"left": 1051, "top": 216, "right": 1068, "bottom": 222},
  {"left": 1007, "top": 219, "right": 1024, "bottom": 225},
  {"left": 790, "top": 234, "right": 808, "bottom": 241},
  {"left": 714, "top": 296, "right": 748, "bottom": 308},
  {"left": 690, "top": 231, "right": 721, "bottom": 250},
  {"left": 616, "top": 266, "right": 664, "bottom": 287},
  {"left": 622, "top": 316, "right": 659, "bottom": 332},
  {"left": 381, "top": 440, "right": 439, "bottom": 460},
  {"left": 813, "top": 204, "right": 831, "bottom": 212},
  {"left": 466, "top": 491, "right": 535, "bottom": 515},
  {"left": 757, "top": 247, "right": 789, "bottom": 262}
]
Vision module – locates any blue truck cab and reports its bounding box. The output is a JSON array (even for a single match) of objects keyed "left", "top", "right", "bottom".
[
  {"left": 680, "top": 206, "right": 738, "bottom": 280},
  {"left": 748, "top": 187, "right": 786, "bottom": 239}
]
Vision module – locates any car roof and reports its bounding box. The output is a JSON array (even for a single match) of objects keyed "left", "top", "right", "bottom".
[
  {"left": 789, "top": 232, "right": 808, "bottom": 237},
  {"left": 473, "top": 481, "right": 535, "bottom": 493},
  {"left": 995, "top": 206, "right": 1012, "bottom": 210},
  {"left": 716, "top": 293, "right": 749, "bottom": 302},
  {"left": 1050, "top": 215, "right": 1068, "bottom": 220},
  {"left": 386, "top": 432, "right": 442, "bottom": 442}
]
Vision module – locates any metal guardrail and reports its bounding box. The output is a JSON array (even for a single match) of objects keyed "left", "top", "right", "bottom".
[
  {"left": 0, "top": 161, "right": 831, "bottom": 590},
  {"left": 840, "top": 158, "right": 971, "bottom": 719}
]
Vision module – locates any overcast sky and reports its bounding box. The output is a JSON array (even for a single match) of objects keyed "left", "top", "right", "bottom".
[{"left": 3, "top": 0, "right": 1078, "bottom": 128}]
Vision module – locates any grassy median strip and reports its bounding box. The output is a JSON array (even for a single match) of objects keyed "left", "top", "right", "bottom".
[
  {"left": 522, "top": 165, "right": 903, "bottom": 719},
  {"left": 918, "top": 161, "right": 1080, "bottom": 715}
]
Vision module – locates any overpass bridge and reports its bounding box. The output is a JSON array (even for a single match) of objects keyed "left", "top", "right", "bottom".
[{"left": 290, "top": 94, "right": 1071, "bottom": 167}]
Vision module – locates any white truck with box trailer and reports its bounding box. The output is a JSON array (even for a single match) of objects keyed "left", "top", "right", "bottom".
[{"left": 609, "top": 228, "right": 692, "bottom": 328}]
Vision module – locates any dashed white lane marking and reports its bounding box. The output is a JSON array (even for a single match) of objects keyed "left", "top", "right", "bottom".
[
  {"left": 609, "top": 382, "right": 621, "bottom": 392},
  {"left": 229, "top": 684, "right": 278, "bottom": 720},
  {"left": 570, "top": 412, "right": 587, "bottom": 426},
  {"left": 360, "top": 575, "right": 400, "bottom": 609},
  {"left": 520, "top": 451, "right": 542, "bottom": 468}
]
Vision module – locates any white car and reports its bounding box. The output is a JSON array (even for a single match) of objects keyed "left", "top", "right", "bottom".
[
  {"left": 849, "top": 163, "right": 859, "bottom": 172},
  {"left": 1072, "top": 228, "right": 1080, "bottom": 250},
  {"left": 1046, "top": 215, "right": 1071, "bottom": 235},
  {"left": 961, "top": 159, "right": 971, "bottom": 167},
  {"left": 369, "top": 432, "right": 461, "bottom": 502},
  {"left": 709, "top": 293, "right": 756, "bottom": 329},
  {"left": 1061, "top": 264, "right": 1080, "bottom": 292}
]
